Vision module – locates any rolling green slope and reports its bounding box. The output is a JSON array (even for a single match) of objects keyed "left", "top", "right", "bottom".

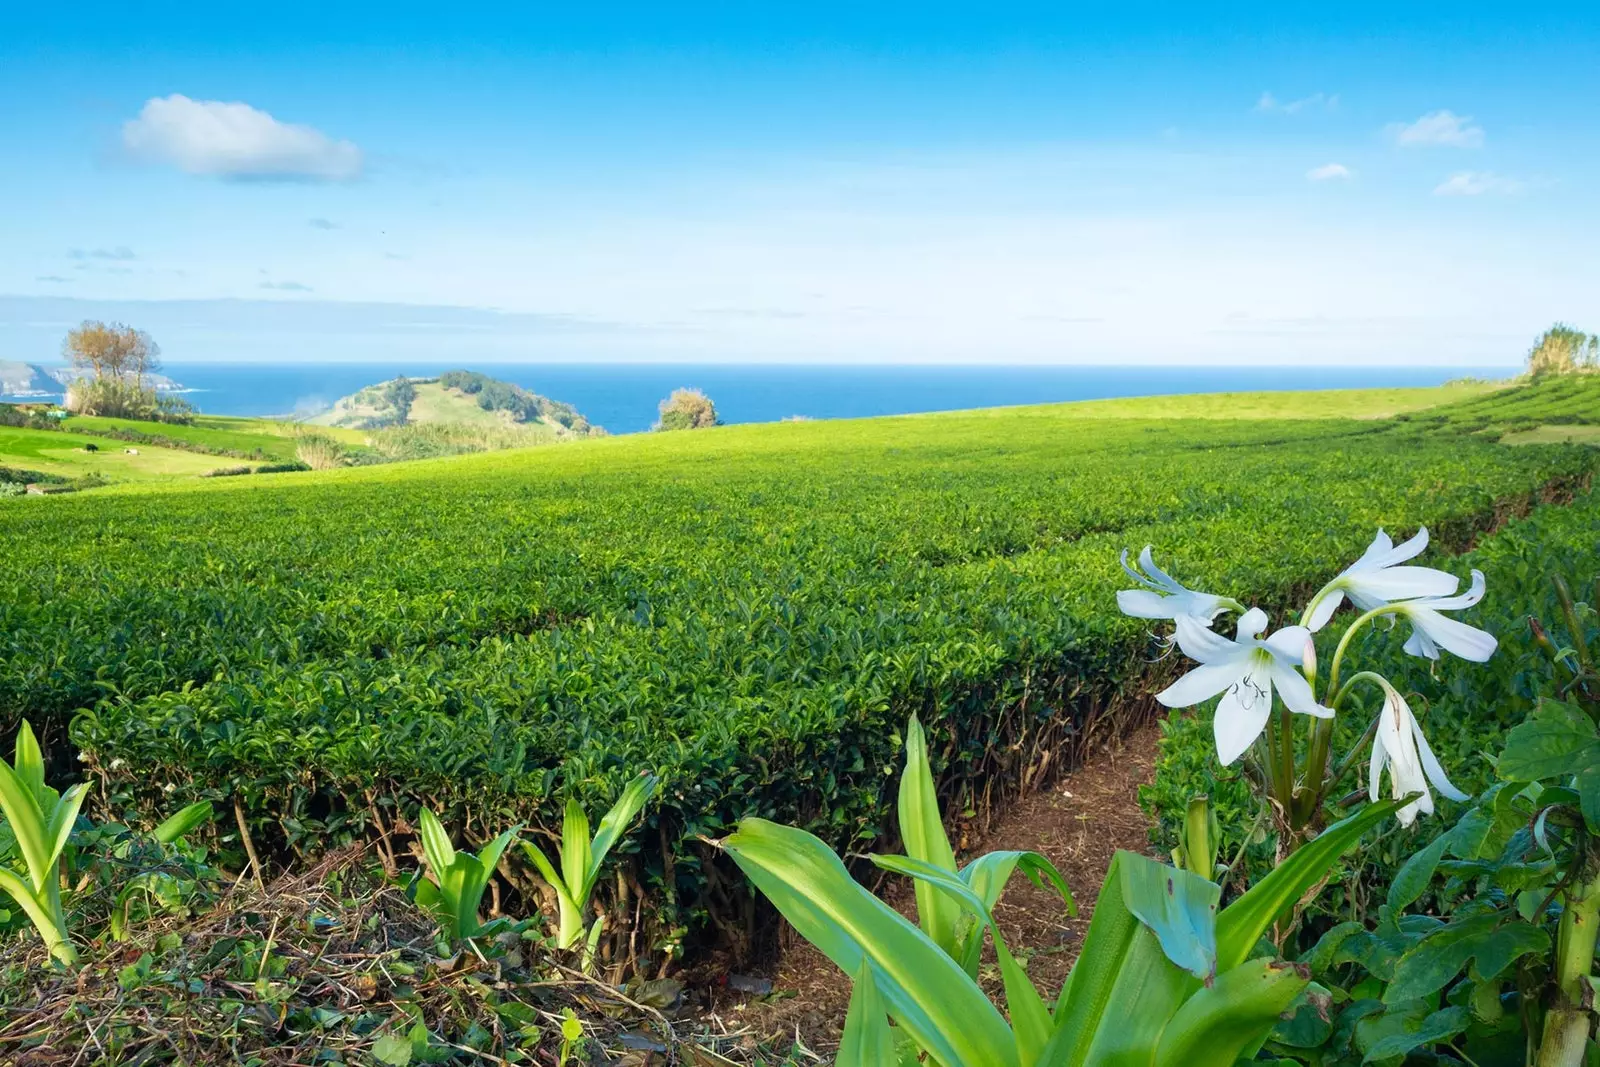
[{"left": 6, "top": 382, "right": 1596, "bottom": 950}]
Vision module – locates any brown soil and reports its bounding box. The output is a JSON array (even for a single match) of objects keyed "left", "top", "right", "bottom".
[{"left": 721, "top": 719, "right": 1163, "bottom": 1056}]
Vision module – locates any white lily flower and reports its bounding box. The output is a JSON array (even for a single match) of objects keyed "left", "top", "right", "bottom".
[
  {"left": 1303, "top": 528, "right": 1460, "bottom": 633},
  {"left": 1369, "top": 679, "right": 1467, "bottom": 826},
  {"left": 1156, "top": 608, "right": 1333, "bottom": 766},
  {"left": 1389, "top": 569, "right": 1498, "bottom": 662},
  {"left": 1117, "top": 546, "right": 1243, "bottom": 628}
]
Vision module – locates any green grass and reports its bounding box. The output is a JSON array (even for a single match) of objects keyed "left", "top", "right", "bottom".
[
  {"left": 0, "top": 426, "right": 224, "bottom": 482},
  {"left": 1502, "top": 424, "right": 1600, "bottom": 446},
  {"left": 1021, "top": 380, "right": 1503, "bottom": 421}
]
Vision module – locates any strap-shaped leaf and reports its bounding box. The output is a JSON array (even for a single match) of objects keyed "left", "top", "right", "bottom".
[
  {"left": 1048, "top": 852, "right": 1142, "bottom": 1063},
  {"left": 0, "top": 865, "right": 73, "bottom": 964},
  {"left": 723, "top": 819, "right": 1017, "bottom": 1067},
  {"left": 586, "top": 774, "right": 656, "bottom": 897},
  {"left": 1216, "top": 800, "right": 1403, "bottom": 971},
  {"left": 958, "top": 850, "right": 1077, "bottom": 976},
  {"left": 561, "top": 799, "right": 592, "bottom": 902},
  {"left": 898, "top": 715, "right": 962, "bottom": 957},
  {"left": 520, "top": 840, "right": 580, "bottom": 912},
  {"left": 1152, "top": 957, "right": 1309, "bottom": 1067},
  {"left": 152, "top": 801, "right": 215, "bottom": 845},
  {"left": 457, "top": 825, "right": 521, "bottom": 938},
  {"left": 839, "top": 960, "right": 896, "bottom": 1067},
  {"left": 13, "top": 722, "right": 52, "bottom": 811},
  {"left": 871, "top": 853, "right": 1049, "bottom": 1062},
  {"left": 43, "top": 783, "right": 89, "bottom": 874},
  {"left": 0, "top": 757, "right": 51, "bottom": 893},
  {"left": 417, "top": 808, "right": 457, "bottom": 874}
]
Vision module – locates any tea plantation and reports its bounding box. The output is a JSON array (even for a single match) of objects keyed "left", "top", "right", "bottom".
[{"left": 3, "top": 384, "right": 1596, "bottom": 949}]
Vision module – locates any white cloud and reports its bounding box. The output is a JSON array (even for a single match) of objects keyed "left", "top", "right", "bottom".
[
  {"left": 1433, "top": 171, "right": 1524, "bottom": 196},
  {"left": 1388, "top": 110, "right": 1484, "bottom": 148},
  {"left": 122, "top": 95, "right": 363, "bottom": 181},
  {"left": 69, "top": 246, "right": 137, "bottom": 261},
  {"left": 260, "top": 280, "right": 314, "bottom": 292},
  {"left": 1307, "top": 163, "right": 1352, "bottom": 181},
  {"left": 1256, "top": 91, "right": 1337, "bottom": 115}
]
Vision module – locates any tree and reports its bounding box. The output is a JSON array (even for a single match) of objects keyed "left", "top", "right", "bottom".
[
  {"left": 1527, "top": 323, "right": 1599, "bottom": 377},
  {"left": 656, "top": 388, "right": 720, "bottom": 431},
  {"left": 62, "top": 321, "right": 161, "bottom": 388}
]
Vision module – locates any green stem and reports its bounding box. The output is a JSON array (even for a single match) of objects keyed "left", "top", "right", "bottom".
[
  {"left": 1275, "top": 699, "right": 1295, "bottom": 821},
  {"left": 1536, "top": 872, "right": 1600, "bottom": 1067},
  {"left": 1324, "top": 605, "right": 1400, "bottom": 701}
]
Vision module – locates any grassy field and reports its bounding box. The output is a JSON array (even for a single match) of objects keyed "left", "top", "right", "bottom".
[
  {"left": 0, "top": 425, "right": 224, "bottom": 481},
  {"left": 8, "top": 380, "right": 1596, "bottom": 953}
]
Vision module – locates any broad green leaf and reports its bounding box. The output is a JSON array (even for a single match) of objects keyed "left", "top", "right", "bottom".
[
  {"left": 898, "top": 715, "right": 962, "bottom": 957},
  {"left": 1386, "top": 831, "right": 1452, "bottom": 914},
  {"left": 1361, "top": 1006, "right": 1469, "bottom": 1063},
  {"left": 838, "top": 960, "right": 896, "bottom": 1067},
  {"left": 371, "top": 1032, "right": 413, "bottom": 1066},
  {"left": 1301, "top": 921, "right": 1365, "bottom": 975},
  {"left": 1468, "top": 921, "right": 1550, "bottom": 982},
  {"left": 1384, "top": 912, "right": 1499, "bottom": 1003},
  {"left": 1152, "top": 957, "right": 1310, "bottom": 1067},
  {"left": 1577, "top": 765, "right": 1600, "bottom": 833},
  {"left": 1217, "top": 800, "right": 1402, "bottom": 971},
  {"left": 12, "top": 722, "right": 49, "bottom": 810},
  {"left": 1068, "top": 925, "right": 1198, "bottom": 1065},
  {"left": 724, "top": 818, "right": 1016, "bottom": 1067},
  {"left": 1498, "top": 700, "right": 1600, "bottom": 782},
  {"left": 1118, "top": 849, "right": 1218, "bottom": 980}
]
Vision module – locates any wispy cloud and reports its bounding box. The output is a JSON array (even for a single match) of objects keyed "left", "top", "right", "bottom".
[
  {"left": 1307, "top": 163, "right": 1352, "bottom": 181},
  {"left": 1256, "top": 91, "right": 1338, "bottom": 115},
  {"left": 123, "top": 95, "right": 363, "bottom": 181},
  {"left": 35, "top": 275, "right": 73, "bottom": 284},
  {"left": 307, "top": 217, "right": 340, "bottom": 230},
  {"left": 1433, "top": 171, "right": 1524, "bottom": 196},
  {"left": 68, "top": 246, "right": 137, "bottom": 261},
  {"left": 1388, "top": 110, "right": 1484, "bottom": 148},
  {"left": 260, "top": 280, "right": 314, "bottom": 292}
]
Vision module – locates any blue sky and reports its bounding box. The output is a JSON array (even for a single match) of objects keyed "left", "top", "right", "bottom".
[{"left": 3, "top": 2, "right": 1597, "bottom": 366}]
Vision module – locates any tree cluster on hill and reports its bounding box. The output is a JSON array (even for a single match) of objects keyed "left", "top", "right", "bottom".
[
  {"left": 437, "top": 369, "right": 592, "bottom": 431},
  {"left": 1527, "top": 323, "right": 1599, "bottom": 377},
  {"left": 655, "top": 387, "right": 720, "bottom": 430},
  {"left": 60, "top": 320, "right": 194, "bottom": 423}
]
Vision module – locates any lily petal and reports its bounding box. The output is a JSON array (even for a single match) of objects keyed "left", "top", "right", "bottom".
[
  {"left": 1353, "top": 527, "right": 1430, "bottom": 573},
  {"left": 1344, "top": 566, "right": 1459, "bottom": 602},
  {"left": 1409, "top": 608, "right": 1497, "bottom": 663},
  {"left": 1235, "top": 607, "right": 1270, "bottom": 642},
  {"left": 1117, "top": 588, "right": 1176, "bottom": 619},
  {"left": 1264, "top": 625, "right": 1313, "bottom": 665},
  {"left": 1213, "top": 663, "right": 1274, "bottom": 766},
  {"left": 1414, "top": 569, "right": 1487, "bottom": 612},
  {"left": 1304, "top": 589, "right": 1346, "bottom": 633},
  {"left": 1156, "top": 660, "right": 1243, "bottom": 709},
  {"left": 1411, "top": 714, "right": 1469, "bottom": 803},
  {"left": 1173, "top": 615, "right": 1246, "bottom": 664},
  {"left": 1138, "top": 546, "right": 1186, "bottom": 594},
  {"left": 1268, "top": 660, "right": 1333, "bottom": 719}
]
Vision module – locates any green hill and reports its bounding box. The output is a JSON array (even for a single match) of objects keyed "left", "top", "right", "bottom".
[{"left": 308, "top": 370, "right": 599, "bottom": 437}]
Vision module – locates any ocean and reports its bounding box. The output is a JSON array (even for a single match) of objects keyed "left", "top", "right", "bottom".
[{"left": 3, "top": 363, "right": 1510, "bottom": 436}]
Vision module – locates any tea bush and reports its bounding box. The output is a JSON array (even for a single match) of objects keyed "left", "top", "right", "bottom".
[{"left": 1, "top": 393, "right": 1593, "bottom": 952}]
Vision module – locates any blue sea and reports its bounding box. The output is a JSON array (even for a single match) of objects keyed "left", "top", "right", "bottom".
[{"left": 4, "top": 363, "right": 1512, "bottom": 436}]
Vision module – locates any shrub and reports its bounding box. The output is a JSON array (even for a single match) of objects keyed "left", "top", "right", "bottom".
[
  {"left": 201, "top": 466, "right": 252, "bottom": 478},
  {"left": 1527, "top": 323, "right": 1599, "bottom": 377},
  {"left": 294, "top": 432, "right": 348, "bottom": 470},
  {"left": 0, "top": 482, "right": 24, "bottom": 499},
  {"left": 655, "top": 388, "right": 719, "bottom": 430},
  {"left": 253, "top": 461, "right": 311, "bottom": 475}
]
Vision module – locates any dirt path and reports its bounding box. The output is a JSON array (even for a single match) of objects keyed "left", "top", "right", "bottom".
[{"left": 726, "top": 719, "right": 1163, "bottom": 1055}]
